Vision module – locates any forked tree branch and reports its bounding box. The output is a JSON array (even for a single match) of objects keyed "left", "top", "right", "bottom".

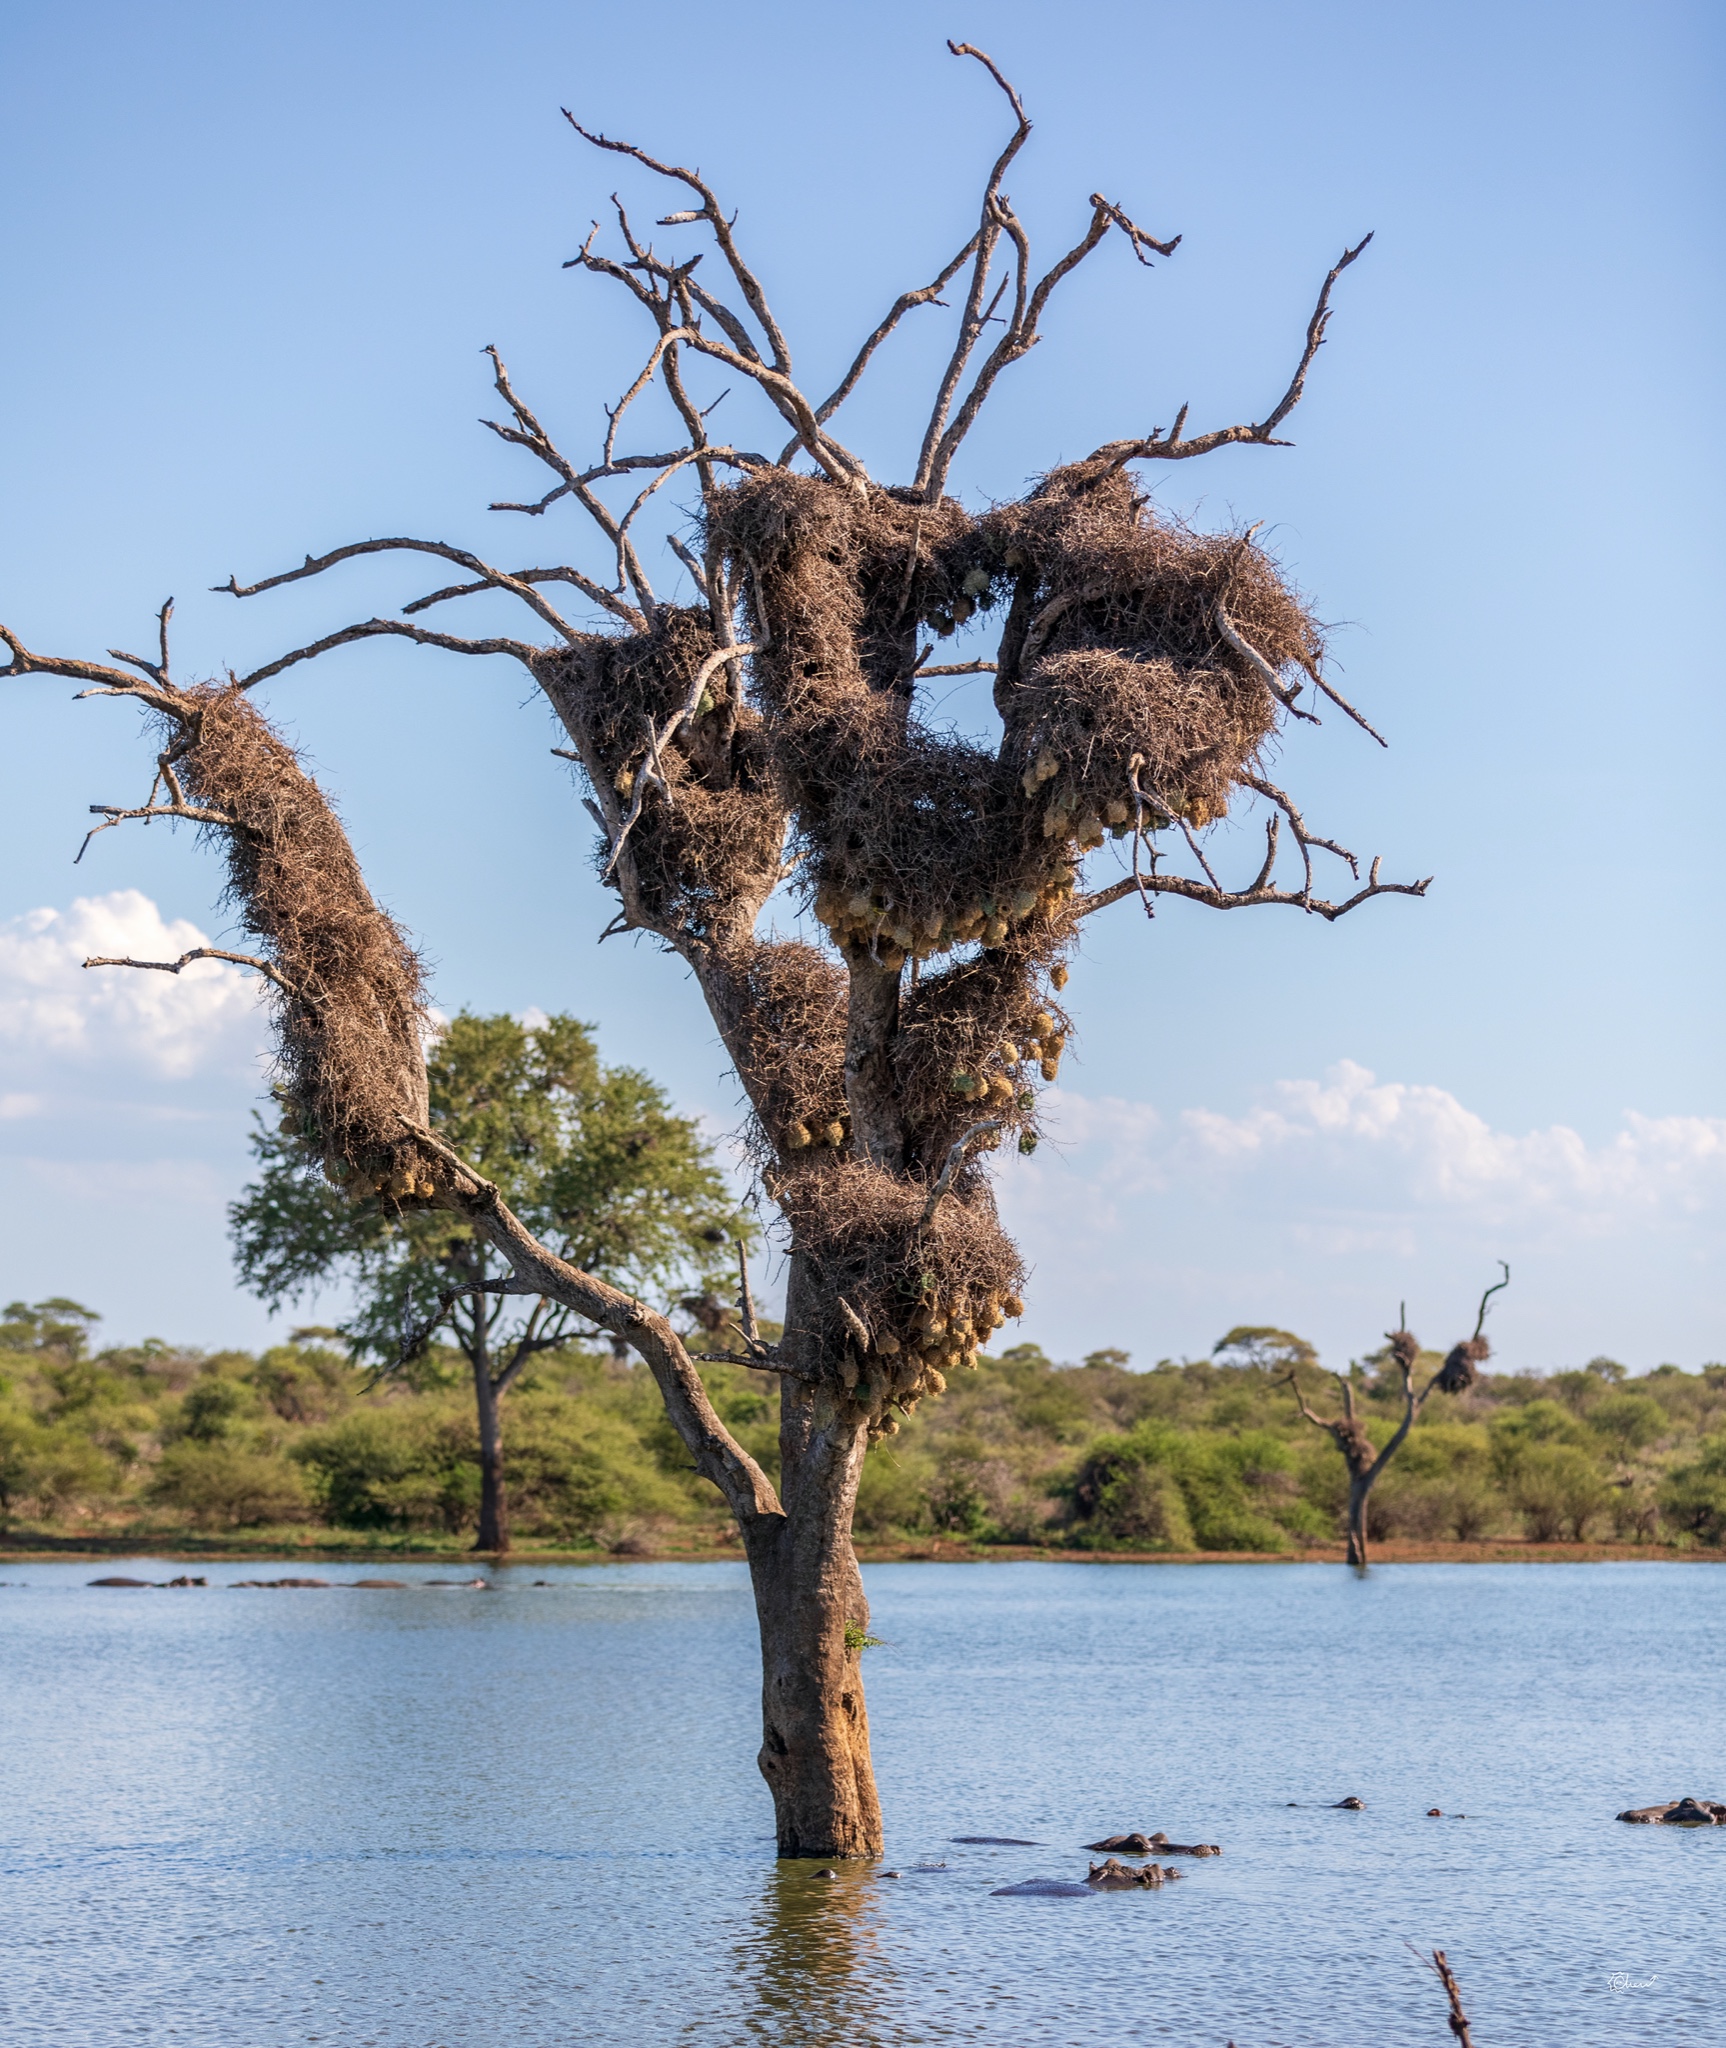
[
  {"left": 397, "top": 1113, "right": 781, "bottom": 1523},
  {"left": 563, "top": 112, "right": 795, "bottom": 373},
  {"left": 1079, "top": 860, "right": 1429, "bottom": 924},
  {"left": 1215, "top": 604, "right": 1317, "bottom": 723},
  {"left": 772, "top": 229, "right": 984, "bottom": 466},
  {"left": 76, "top": 800, "right": 238, "bottom": 864},
  {"left": 920, "top": 1119, "right": 1003, "bottom": 1225},
  {"left": 1472, "top": 1259, "right": 1511, "bottom": 1339},
  {"left": 215, "top": 536, "right": 584, "bottom": 644},
  {"left": 241, "top": 618, "right": 541, "bottom": 689},
  {"left": 1087, "top": 235, "right": 1374, "bottom": 470},
  {"left": 83, "top": 946, "right": 292, "bottom": 993}
]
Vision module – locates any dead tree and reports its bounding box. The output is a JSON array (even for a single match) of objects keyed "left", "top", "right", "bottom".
[
  {"left": 1288, "top": 1265, "right": 1509, "bottom": 1566},
  {"left": 2, "top": 45, "right": 1429, "bottom": 1857}
]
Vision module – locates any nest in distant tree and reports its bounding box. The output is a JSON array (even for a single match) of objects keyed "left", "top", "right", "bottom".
[
  {"left": 1435, "top": 1335, "right": 1491, "bottom": 1394},
  {"left": 1387, "top": 1329, "right": 1421, "bottom": 1373},
  {"left": 167, "top": 684, "right": 433, "bottom": 1201}
]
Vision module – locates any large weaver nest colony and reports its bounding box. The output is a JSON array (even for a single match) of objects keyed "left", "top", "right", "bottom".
[
  {"left": 166, "top": 684, "right": 436, "bottom": 1202},
  {"left": 532, "top": 458, "right": 1323, "bottom": 1431}
]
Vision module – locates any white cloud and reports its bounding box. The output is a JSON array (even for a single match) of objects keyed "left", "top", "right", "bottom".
[
  {"left": 0, "top": 892, "right": 269, "bottom": 1080},
  {"left": 1000, "top": 1063, "right": 1726, "bottom": 1370}
]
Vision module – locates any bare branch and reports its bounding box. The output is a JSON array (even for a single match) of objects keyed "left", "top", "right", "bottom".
[
  {"left": 106, "top": 597, "right": 177, "bottom": 688},
  {"left": 402, "top": 564, "right": 648, "bottom": 625},
  {"left": 2, "top": 624, "right": 182, "bottom": 709},
  {"left": 76, "top": 800, "right": 238, "bottom": 864},
  {"left": 1297, "top": 657, "right": 1388, "bottom": 747},
  {"left": 1473, "top": 1259, "right": 1511, "bottom": 1340},
  {"left": 83, "top": 946, "right": 291, "bottom": 993},
  {"left": 921, "top": 163, "right": 1181, "bottom": 501},
  {"left": 736, "top": 1238, "right": 764, "bottom": 1351},
  {"left": 918, "top": 659, "right": 997, "bottom": 678},
  {"left": 215, "top": 537, "right": 583, "bottom": 644},
  {"left": 564, "top": 112, "right": 796, "bottom": 374},
  {"left": 396, "top": 1115, "right": 499, "bottom": 1202},
  {"left": 776, "top": 229, "right": 982, "bottom": 461},
  {"left": 487, "top": 442, "right": 768, "bottom": 520},
  {"left": 1215, "top": 603, "right": 1318, "bottom": 723},
  {"left": 1240, "top": 773, "right": 1359, "bottom": 906},
  {"left": 479, "top": 346, "right": 657, "bottom": 617},
  {"left": 1087, "top": 235, "right": 1374, "bottom": 470},
  {"left": 233, "top": 618, "right": 541, "bottom": 691},
  {"left": 1281, "top": 1370, "right": 1334, "bottom": 1434},
  {"left": 913, "top": 43, "right": 1034, "bottom": 495},
  {"left": 1077, "top": 865, "right": 1430, "bottom": 924},
  {"left": 424, "top": 1138, "right": 781, "bottom": 1524},
  {"left": 1408, "top": 1947, "right": 1476, "bottom": 2048},
  {"left": 920, "top": 1119, "right": 1003, "bottom": 1225}
]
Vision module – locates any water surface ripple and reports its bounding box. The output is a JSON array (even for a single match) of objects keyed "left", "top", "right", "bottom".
[{"left": 0, "top": 1559, "right": 1719, "bottom": 2045}]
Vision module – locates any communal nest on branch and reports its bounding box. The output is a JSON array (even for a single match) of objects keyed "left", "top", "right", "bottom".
[
  {"left": 167, "top": 683, "right": 433, "bottom": 1201},
  {"left": 893, "top": 915, "right": 1076, "bottom": 1164},
  {"left": 721, "top": 938, "right": 850, "bottom": 1162},
  {"left": 699, "top": 461, "right": 1321, "bottom": 984},
  {"left": 771, "top": 1156, "right": 1026, "bottom": 1440},
  {"left": 534, "top": 605, "right": 787, "bottom": 941},
  {"left": 985, "top": 459, "right": 1322, "bottom": 841},
  {"left": 710, "top": 473, "right": 1074, "bottom": 970}
]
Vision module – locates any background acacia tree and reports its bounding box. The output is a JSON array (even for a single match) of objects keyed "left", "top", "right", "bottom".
[
  {"left": 1, "top": 44, "right": 1427, "bottom": 1857},
  {"left": 230, "top": 1010, "right": 743, "bottom": 1552}
]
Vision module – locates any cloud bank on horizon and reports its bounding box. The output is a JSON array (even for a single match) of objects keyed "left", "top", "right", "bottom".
[
  {"left": 1004, "top": 1067, "right": 1724, "bottom": 1371},
  {"left": 1, "top": 894, "right": 1720, "bottom": 1368}
]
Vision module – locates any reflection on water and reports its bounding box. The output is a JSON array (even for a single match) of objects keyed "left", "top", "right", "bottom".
[
  {"left": 726, "top": 1860, "right": 893, "bottom": 2048},
  {"left": 0, "top": 1559, "right": 1722, "bottom": 2046}
]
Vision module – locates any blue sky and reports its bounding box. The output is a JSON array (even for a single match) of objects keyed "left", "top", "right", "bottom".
[{"left": 2, "top": 1, "right": 1721, "bottom": 1368}]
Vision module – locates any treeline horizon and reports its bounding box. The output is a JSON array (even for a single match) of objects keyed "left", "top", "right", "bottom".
[{"left": 3, "top": 1296, "right": 1724, "bottom": 1553}]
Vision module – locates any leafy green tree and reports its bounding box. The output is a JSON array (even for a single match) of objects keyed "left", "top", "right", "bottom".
[
  {"left": 1658, "top": 1434, "right": 1726, "bottom": 1546},
  {"left": 231, "top": 1012, "right": 746, "bottom": 1550}
]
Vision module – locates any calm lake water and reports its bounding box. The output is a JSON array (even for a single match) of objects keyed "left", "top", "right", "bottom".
[{"left": 0, "top": 1558, "right": 1720, "bottom": 2047}]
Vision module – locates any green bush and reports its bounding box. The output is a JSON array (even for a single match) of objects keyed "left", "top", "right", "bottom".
[
  {"left": 1067, "top": 1426, "right": 1301, "bottom": 1551},
  {"left": 167, "top": 1375, "right": 261, "bottom": 1443},
  {"left": 293, "top": 1407, "right": 479, "bottom": 1532},
  {"left": 145, "top": 1441, "right": 310, "bottom": 1529},
  {"left": 1659, "top": 1435, "right": 1726, "bottom": 1546},
  {"left": 1509, "top": 1443, "right": 1611, "bottom": 1541},
  {"left": 854, "top": 1445, "right": 935, "bottom": 1537},
  {"left": 503, "top": 1401, "right": 686, "bottom": 1541},
  {"left": 0, "top": 1407, "right": 118, "bottom": 1524},
  {"left": 1589, "top": 1391, "right": 1668, "bottom": 1455}
]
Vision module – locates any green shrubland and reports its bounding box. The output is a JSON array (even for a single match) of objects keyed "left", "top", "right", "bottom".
[{"left": 2, "top": 1295, "right": 1723, "bottom": 1552}]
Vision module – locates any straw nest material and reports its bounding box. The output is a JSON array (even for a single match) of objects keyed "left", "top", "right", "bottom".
[
  {"left": 894, "top": 912, "right": 1076, "bottom": 1161},
  {"left": 168, "top": 683, "right": 433, "bottom": 1202},
  {"left": 701, "top": 463, "right": 1320, "bottom": 979},
  {"left": 1435, "top": 1335, "right": 1491, "bottom": 1395},
  {"left": 710, "top": 474, "right": 1068, "bottom": 968},
  {"left": 721, "top": 938, "right": 850, "bottom": 1163},
  {"left": 770, "top": 1156, "right": 1026, "bottom": 1439},
  {"left": 984, "top": 459, "right": 1322, "bottom": 840},
  {"left": 534, "top": 607, "right": 787, "bottom": 941}
]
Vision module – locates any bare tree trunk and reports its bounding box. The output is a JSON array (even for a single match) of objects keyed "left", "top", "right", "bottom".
[
  {"left": 472, "top": 1352, "right": 509, "bottom": 1555},
  {"left": 743, "top": 1258, "right": 882, "bottom": 1857},
  {"left": 1346, "top": 1472, "right": 1372, "bottom": 1568}
]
